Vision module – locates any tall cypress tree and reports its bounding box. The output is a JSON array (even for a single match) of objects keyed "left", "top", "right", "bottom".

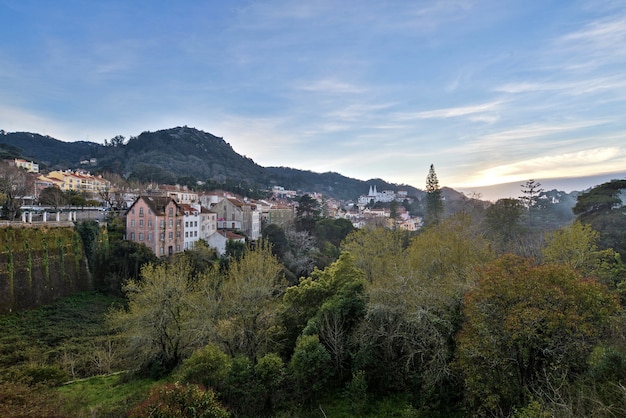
[{"left": 425, "top": 164, "right": 444, "bottom": 226}]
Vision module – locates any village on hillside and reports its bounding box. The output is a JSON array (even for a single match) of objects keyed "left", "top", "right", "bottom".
[{"left": 2, "top": 158, "right": 424, "bottom": 258}]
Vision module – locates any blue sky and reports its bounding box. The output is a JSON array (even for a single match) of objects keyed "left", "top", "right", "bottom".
[{"left": 1, "top": 0, "right": 626, "bottom": 194}]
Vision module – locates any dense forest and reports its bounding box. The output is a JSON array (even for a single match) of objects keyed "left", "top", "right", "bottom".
[{"left": 1, "top": 179, "right": 626, "bottom": 417}]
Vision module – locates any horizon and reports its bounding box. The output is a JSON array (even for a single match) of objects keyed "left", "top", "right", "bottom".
[{"left": 2, "top": 1, "right": 626, "bottom": 190}]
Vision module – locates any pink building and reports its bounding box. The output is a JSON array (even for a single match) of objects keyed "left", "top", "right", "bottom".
[{"left": 126, "top": 196, "right": 184, "bottom": 257}]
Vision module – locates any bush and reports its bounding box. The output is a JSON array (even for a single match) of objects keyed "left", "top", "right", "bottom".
[
  {"left": 128, "top": 382, "right": 229, "bottom": 418},
  {"left": 175, "top": 344, "right": 231, "bottom": 390}
]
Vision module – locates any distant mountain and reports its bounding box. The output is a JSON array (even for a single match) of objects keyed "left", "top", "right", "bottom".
[
  {"left": 458, "top": 172, "right": 626, "bottom": 202},
  {"left": 0, "top": 127, "right": 425, "bottom": 201},
  {"left": 0, "top": 131, "right": 101, "bottom": 169}
]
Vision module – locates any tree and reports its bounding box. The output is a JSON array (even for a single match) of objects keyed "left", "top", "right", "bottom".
[
  {"left": 295, "top": 194, "right": 320, "bottom": 233},
  {"left": 425, "top": 164, "right": 444, "bottom": 226},
  {"left": 216, "top": 240, "right": 286, "bottom": 361},
  {"left": 520, "top": 179, "right": 544, "bottom": 227},
  {"left": 519, "top": 179, "right": 544, "bottom": 210},
  {"left": 573, "top": 180, "right": 626, "bottom": 257},
  {"left": 484, "top": 198, "right": 525, "bottom": 251},
  {"left": 108, "top": 258, "right": 207, "bottom": 374},
  {"left": 456, "top": 255, "right": 621, "bottom": 416},
  {"left": 354, "top": 214, "right": 493, "bottom": 399},
  {"left": 38, "top": 186, "right": 68, "bottom": 209},
  {"left": 0, "top": 161, "right": 33, "bottom": 220}
]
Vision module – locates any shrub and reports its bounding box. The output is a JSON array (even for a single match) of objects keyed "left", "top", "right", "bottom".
[{"left": 128, "top": 382, "right": 229, "bottom": 418}]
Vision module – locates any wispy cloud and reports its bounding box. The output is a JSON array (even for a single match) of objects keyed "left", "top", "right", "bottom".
[
  {"left": 294, "top": 78, "right": 367, "bottom": 94},
  {"left": 393, "top": 100, "right": 504, "bottom": 121}
]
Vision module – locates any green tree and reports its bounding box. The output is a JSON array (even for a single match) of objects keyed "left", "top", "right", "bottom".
[
  {"left": 289, "top": 334, "right": 334, "bottom": 402},
  {"left": 425, "top": 164, "right": 444, "bottom": 226},
  {"left": 108, "top": 259, "right": 206, "bottom": 374},
  {"left": 216, "top": 240, "right": 285, "bottom": 361},
  {"left": 354, "top": 214, "right": 493, "bottom": 399},
  {"left": 484, "top": 198, "right": 525, "bottom": 252},
  {"left": 456, "top": 255, "right": 621, "bottom": 416},
  {"left": 295, "top": 194, "right": 321, "bottom": 233},
  {"left": 573, "top": 179, "right": 626, "bottom": 257}
]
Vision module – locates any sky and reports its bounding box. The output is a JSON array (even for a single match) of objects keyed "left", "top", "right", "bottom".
[{"left": 1, "top": 0, "right": 626, "bottom": 196}]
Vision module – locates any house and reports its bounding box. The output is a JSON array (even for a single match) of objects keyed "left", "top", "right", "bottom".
[
  {"left": 206, "top": 230, "right": 246, "bottom": 257},
  {"left": 148, "top": 184, "right": 198, "bottom": 204},
  {"left": 47, "top": 170, "right": 110, "bottom": 196},
  {"left": 13, "top": 158, "right": 39, "bottom": 173},
  {"left": 199, "top": 206, "right": 217, "bottom": 241},
  {"left": 211, "top": 197, "right": 261, "bottom": 240},
  {"left": 126, "top": 196, "right": 184, "bottom": 256},
  {"left": 180, "top": 203, "right": 201, "bottom": 250}
]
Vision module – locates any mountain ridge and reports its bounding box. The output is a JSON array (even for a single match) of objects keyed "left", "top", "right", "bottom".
[{"left": 0, "top": 127, "right": 423, "bottom": 201}]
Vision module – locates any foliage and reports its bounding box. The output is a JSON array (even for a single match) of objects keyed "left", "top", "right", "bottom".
[
  {"left": 175, "top": 343, "right": 232, "bottom": 391},
  {"left": 108, "top": 259, "right": 207, "bottom": 374},
  {"left": 0, "top": 291, "right": 124, "bottom": 384},
  {"left": 289, "top": 334, "right": 334, "bottom": 402},
  {"left": 0, "top": 160, "right": 33, "bottom": 220},
  {"left": 425, "top": 164, "right": 444, "bottom": 226},
  {"left": 484, "top": 198, "right": 525, "bottom": 246},
  {"left": 216, "top": 240, "right": 286, "bottom": 360},
  {"left": 456, "top": 255, "right": 621, "bottom": 416},
  {"left": 281, "top": 252, "right": 367, "bottom": 380},
  {"left": 354, "top": 214, "right": 493, "bottom": 400},
  {"left": 295, "top": 194, "right": 321, "bottom": 233},
  {"left": 128, "top": 382, "right": 229, "bottom": 418},
  {"left": 573, "top": 179, "right": 626, "bottom": 257},
  {"left": 38, "top": 187, "right": 67, "bottom": 209}
]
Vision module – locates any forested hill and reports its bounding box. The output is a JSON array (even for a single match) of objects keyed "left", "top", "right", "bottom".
[{"left": 0, "top": 127, "right": 424, "bottom": 200}]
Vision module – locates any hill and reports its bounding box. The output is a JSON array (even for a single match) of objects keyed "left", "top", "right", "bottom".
[{"left": 0, "top": 127, "right": 425, "bottom": 201}]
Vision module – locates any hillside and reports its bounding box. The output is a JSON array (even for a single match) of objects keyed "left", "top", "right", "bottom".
[
  {"left": 0, "top": 131, "right": 101, "bottom": 169},
  {"left": 0, "top": 127, "right": 427, "bottom": 200}
]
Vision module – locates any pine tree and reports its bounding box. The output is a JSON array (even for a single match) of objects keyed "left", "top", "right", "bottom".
[{"left": 425, "top": 164, "right": 444, "bottom": 226}]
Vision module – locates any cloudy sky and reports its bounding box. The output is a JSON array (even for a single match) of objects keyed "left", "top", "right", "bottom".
[{"left": 2, "top": 0, "right": 626, "bottom": 193}]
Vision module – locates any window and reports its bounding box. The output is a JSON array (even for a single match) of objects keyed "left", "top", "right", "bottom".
[
  {"left": 131, "top": 208, "right": 135, "bottom": 214},
  {"left": 139, "top": 207, "right": 144, "bottom": 217},
  {"left": 185, "top": 221, "right": 189, "bottom": 227},
  {"left": 160, "top": 246, "right": 165, "bottom": 255},
  {"left": 168, "top": 207, "right": 173, "bottom": 216},
  {"left": 169, "top": 219, "right": 173, "bottom": 228},
  {"left": 194, "top": 221, "right": 198, "bottom": 227},
  {"left": 177, "top": 219, "right": 181, "bottom": 227},
  {"left": 176, "top": 245, "right": 181, "bottom": 252},
  {"left": 130, "top": 219, "right": 135, "bottom": 228},
  {"left": 194, "top": 231, "right": 198, "bottom": 237},
  {"left": 130, "top": 232, "right": 135, "bottom": 240},
  {"left": 169, "top": 232, "right": 173, "bottom": 240},
  {"left": 147, "top": 233, "right": 152, "bottom": 242},
  {"left": 148, "top": 209, "right": 152, "bottom": 215},
  {"left": 185, "top": 231, "right": 189, "bottom": 238},
  {"left": 160, "top": 220, "right": 165, "bottom": 228},
  {"left": 139, "top": 233, "right": 144, "bottom": 241},
  {"left": 176, "top": 231, "right": 180, "bottom": 238},
  {"left": 147, "top": 220, "right": 152, "bottom": 228},
  {"left": 139, "top": 219, "right": 144, "bottom": 228},
  {"left": 160, "top": 232, "right": 165, "bottom": 241}
]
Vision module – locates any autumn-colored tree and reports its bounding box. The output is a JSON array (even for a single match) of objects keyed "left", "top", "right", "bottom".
[{"left": 456, "top": 255, "right": 620, "bottom": 416}]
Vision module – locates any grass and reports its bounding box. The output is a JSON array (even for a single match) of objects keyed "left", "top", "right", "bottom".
[
  {"left": 0, "top": 291, "right": 125, "bottom": 382},
  {"left": 58, "top": 373, "right": 159, "bottom": 417}
]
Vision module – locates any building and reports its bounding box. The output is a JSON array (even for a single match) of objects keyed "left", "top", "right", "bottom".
[
  {"left": 180, "top": 203, "right": 201, "bottom": 250},
  {"left": 13, "top": 159, "right": 39, "bottom": 173},
  {"left": 126, "top": 196, "right": 184, "bottom": 256},
  {"left": 206, "top": 230, "right": 246, "bottom": 257},
  {"left": 211, "top": 197, "right": 260, "bottom": 240},
  {"left": 47, "top": 170, "right": 110, "bottom": 196}
]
